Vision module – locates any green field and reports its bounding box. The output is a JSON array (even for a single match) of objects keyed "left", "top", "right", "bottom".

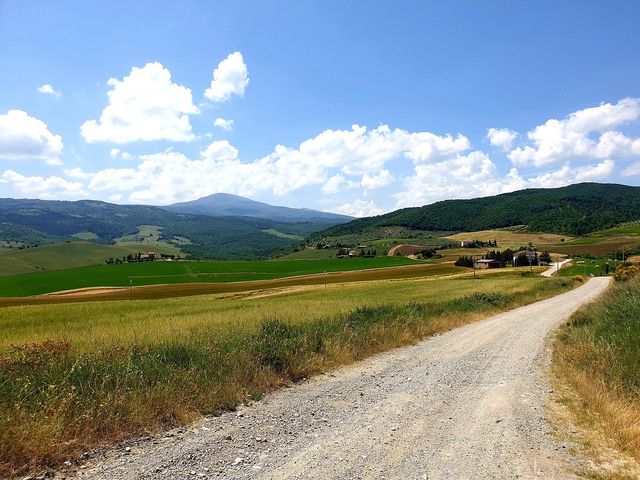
[
  {"left": 558, "top": 257, "right": 622, "bottom": 277},
  {"left": 0, "top": 256, "right": 418, "bottom": 297},
  {"left": 0, "top": 272, "right": 577, "bottom": 476},
  {"left": 0, "top": 242, "right": 180, "bottom": 277}
]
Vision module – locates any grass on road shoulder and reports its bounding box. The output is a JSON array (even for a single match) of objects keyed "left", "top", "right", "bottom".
[
  {"left": 554, "top": 272, "right": 640, "bottom": 472},
  {"left": 0, "top": 273, "right": 577, "bottom": 477}
]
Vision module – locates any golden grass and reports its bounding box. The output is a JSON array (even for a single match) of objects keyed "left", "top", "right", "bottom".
[
  {"left": 0, "top": 273, "right": 577, "bottom": 477},
  {"left": 444, "top": 229, "right": 570, "bottom": 246},
  {"left": 553, "top": 277, "right": 640, "bottom": 476}
]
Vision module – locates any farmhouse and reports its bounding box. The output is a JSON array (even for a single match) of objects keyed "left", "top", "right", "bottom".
[
  {"left": 474, "top": 259, "right": 502, "bottom": 269},
  {"left": 512, "top": 250, "right": 537, "bottom": 264}
]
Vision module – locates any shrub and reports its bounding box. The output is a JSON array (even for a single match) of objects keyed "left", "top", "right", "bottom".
[{"left": 614, "top": 265, "right": 640, "bottom": 282}]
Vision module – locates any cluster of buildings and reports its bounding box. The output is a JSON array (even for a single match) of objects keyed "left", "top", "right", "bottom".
[{"left": 474, "top": 250, "right": 544, "bottom": 269}]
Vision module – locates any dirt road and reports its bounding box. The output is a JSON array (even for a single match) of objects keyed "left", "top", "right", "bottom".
[
  {"left": 79, "top": 277, "right": 610, "bottom": 480},
  {"left": 541, "top": 259, "right": 572, "bottom": 277}
]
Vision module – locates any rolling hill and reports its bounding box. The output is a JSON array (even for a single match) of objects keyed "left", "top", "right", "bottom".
[
  {"left": 164, "top": 193, "right": 352, "bottom": 223},
  {"left": 0, "top": 198, "right": 342, "bottom": 260},
  {"left": 320, "top": 183, "right": 640, "bottom": 238}
]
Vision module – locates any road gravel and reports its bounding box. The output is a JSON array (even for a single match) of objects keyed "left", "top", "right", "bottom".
[{"left": 78, "top": 277, "right": 611, "bottom": 480}]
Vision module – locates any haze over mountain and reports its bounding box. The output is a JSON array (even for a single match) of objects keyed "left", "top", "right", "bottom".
[
  {"left": 164, "top": 193, "right": 353, "bottom": 223},
  {"left": 319, "top": 183, "right": 640, "bottom": 238}
]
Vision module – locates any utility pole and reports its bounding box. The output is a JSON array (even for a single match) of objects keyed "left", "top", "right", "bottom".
[
  {"left": 324, "top": 270, "right": 327, "bottom": 292},
  {"left": 129, "top": 278, "right": 133, "bottom": 301},
  {"left": 473, "top": 255, "right": 476, "bottom": 279}
]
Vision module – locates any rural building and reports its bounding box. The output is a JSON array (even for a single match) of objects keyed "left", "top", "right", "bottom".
[
  {"left": 474, "top": 259, "right": 502, "bottom": 269},
  {"left": 512, "top": 250, "right": 537, "bottom": 264}
]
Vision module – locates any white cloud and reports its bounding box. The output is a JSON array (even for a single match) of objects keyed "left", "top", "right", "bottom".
[
  {"left": 214, "top": 117, "right": 234, "bottom": 131},
  {"left": 332, "top": 199, "right": 383, "bottom": 217},
  {"left": 394, "top": 153, "right": 616, "bottom": 209},
  {"left": 204, "top": 52, "right": 249, "bottom": 102},
  {"left": 77, "top": 98, "right": 636, "bottom": 211},
  {"left": 0, "top": 110, "right": 63, "bottom": 165},
  {"left": 508, "top": 98, "right": 640, "bottom": 167},
  {"left": 64, "top": 167, "right": 93, "bottom": 180},
  {"left": 360, "top": 169, "right": 394, "bottom": 192},
  {"left": 81, "top": 62, "right": 199, "bottom": 143},
  {"left": 1, "top": 170, "right": 86, "bottom": 199},
  {"left": 84, "top": 125, "right": 470, "bottom": 204},
  {"left": 622, "top": 161, "right": 640, "bottom": 177},
  {"left": 487, "top": 127, "right": 517, "bottom": 151},
  {"left": 322, "top": 174, "right": 346, "bottom": 194},
  {"left": 394, "top": 151, "right": 499, "bottom": 207},
  {"left": 37, "top": 84, "right": 61, "bottom": 97},
  {"left": 110, "top": 148, "right": 133, "bottom": 160},
  {"left": 517, "top": 160, "right": 614, "bottom": 188}
]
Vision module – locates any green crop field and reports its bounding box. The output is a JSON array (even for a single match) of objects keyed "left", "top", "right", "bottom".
[
  {"left": 0, "top": 242, "right": 180, "bottom": 277},
  {"left": 558, "top": 257, "right": 622, "bottom": 277},
  {"left": 0, "top": 256, "right": 418, "bottom": 297}
]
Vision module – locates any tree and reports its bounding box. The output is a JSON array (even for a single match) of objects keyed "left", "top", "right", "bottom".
[
  {"left": 455, "top": 256, "right": 474, "bottom": 268},
  {"left": 539, "top": 251, "right": 552, "bottom": 264}
]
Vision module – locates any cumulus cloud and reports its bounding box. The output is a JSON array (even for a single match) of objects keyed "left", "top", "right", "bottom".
[
  {"left": 487, "top": 127, "right": 517, "bottom": 151},
  {"left": 37, "top": 84, "right": 61, "bottom": 97},
  {"left": 83, "top": 125, "right": 470, "bottom": 204},
  {"left": 214, "top": 117, "right": 234, "bottom": 131},
  {"left": 0, "top": 110, "right": 63, "bottom": 165},
  {"left": 81, "top": 62, "right": 199, "bottom": 143},
  {"left": 64, "top": 167, "right": 93, "bottom": 179},
  {"left": 1, "top": 170, "right": 86, "bottom": 199},
  {"left": 394, "top": 155, "right": 616, "bottom": 209},
  {"left": 622, "top": 161, "right": 640, "bottom": 177},
  {"left": 360, "top": 169, "right": 394, "bottom": 192},
  {"left": 204, "top": 52, "right": 249, "bottom": 102},
  {"left": 77, "top": 98, "right": 636, "bottom": 211},
  {"left": 110, "top": 148, "right": 133, "bottom": 160},
  {"left": 508, "top": 98, "right": 640, "bottom": 167},
  {"left": 332, "top": 199, "right": 383, "bottom": 217}
]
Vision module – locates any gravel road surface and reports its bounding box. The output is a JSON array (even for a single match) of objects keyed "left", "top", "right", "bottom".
[
  {"left": 78, "top": 277, "right": 610, "bottom": 480},
  {"left": 541, "top": 259, "right": 573, "bottom": 277}
]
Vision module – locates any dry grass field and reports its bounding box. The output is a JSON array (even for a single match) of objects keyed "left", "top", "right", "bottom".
[
  {"left": 0, "top": 272, "right": 577, "bottom": 477},
  {"left": 444, "top": 229, "right": 570, "bottom": 248},
  {"left": 553, "top": 273, "right": 640, "bottom": 475}
]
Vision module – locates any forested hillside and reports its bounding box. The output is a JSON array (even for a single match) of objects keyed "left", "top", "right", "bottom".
[
  {"left": 321, "top": 183, "right": 640, "bottom": 237},
  {"left": 0, "top": 199, "right": 319, "bottom": 259}
]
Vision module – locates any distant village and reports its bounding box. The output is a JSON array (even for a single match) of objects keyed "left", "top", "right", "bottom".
[
  {"left": 104, "top": 252, "right": 181, "bottom": 264},
  {"left": 327, "top": 237, "right": 553, "bottom": 270}
]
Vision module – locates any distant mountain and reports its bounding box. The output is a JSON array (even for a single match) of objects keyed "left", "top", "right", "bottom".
[
  {"left": 319, "top": 183, "right": 640, "bottom": 238},
  {"left": 164, "top": 193, "right": 353, "bottom": 223},
  {"left": 0, "top": 198, "right": 326, "bottom": 259}
]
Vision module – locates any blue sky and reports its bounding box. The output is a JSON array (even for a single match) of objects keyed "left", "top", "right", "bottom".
[{"left": 1, "top": 1, "right": 639, "bottom": 216}]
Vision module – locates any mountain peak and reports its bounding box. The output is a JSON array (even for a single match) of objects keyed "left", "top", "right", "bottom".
[{"left": 164, "top": 193, "right": 352, "bottom": 223}]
